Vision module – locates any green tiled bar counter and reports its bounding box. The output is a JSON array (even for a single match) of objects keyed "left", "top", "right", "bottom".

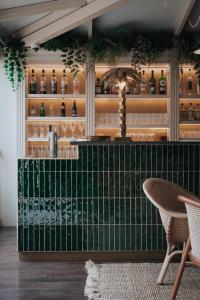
[{"left": 18, "top": 142, "right": 200, "bottom": 254}]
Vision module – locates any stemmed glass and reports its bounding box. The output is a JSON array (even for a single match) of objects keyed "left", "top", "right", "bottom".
[
  {"left": 78, "top": 122, "right": 84, "bottom": 136},
  {"left": 71, "top": 122, "right": 75, "bottom": 138}
]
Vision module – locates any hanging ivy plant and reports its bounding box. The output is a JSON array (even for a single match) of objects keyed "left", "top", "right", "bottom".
[
  {"left": 43, "top": 33, "right": 87, "bottom": 77},
  {"left": 3, "top": 39, "right": 27, "bottom": 91}
]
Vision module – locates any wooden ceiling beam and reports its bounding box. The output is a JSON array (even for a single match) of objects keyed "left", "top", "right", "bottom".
[
  {"left": 174, "top": 0, "right": 196, "bottom": 36},
  {"left": 0, "top": 0, "right": 86, "bottom": 21},
  {"left": 18, "top": 0, "right": 127, "bottom": 47}
]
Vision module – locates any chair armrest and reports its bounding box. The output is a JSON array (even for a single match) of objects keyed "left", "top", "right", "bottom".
[{"left": 160, "top": 208, "right": 188, "bottom": 219}]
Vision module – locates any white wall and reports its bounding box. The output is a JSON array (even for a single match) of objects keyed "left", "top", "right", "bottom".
[{"left": 0, "top": 53, "right": 17, "bottom": 226}]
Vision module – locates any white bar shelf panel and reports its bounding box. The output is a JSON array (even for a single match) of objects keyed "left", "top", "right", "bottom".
[
  {"left": 27, "top": 94, "right": 86, "bottom": 99},
  {"left": 96, "top": 124, "right": 169, "bottom": 129},
  {"left": 95, "top": 94, "right": 169, "bottom": 100},
  {"left": 26, "top": 117, "right": 86, "bottom": 122}
]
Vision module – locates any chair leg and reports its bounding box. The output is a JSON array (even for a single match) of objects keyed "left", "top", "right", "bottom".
[
  {"left": 157, "top": 245, "right": 177, "bottom": 285},
  {"left": 170, "top": 238, "right": 191, "bottom": 300},
  {"left": 157, "top": 247, "right": 172, "bottom": 285}
]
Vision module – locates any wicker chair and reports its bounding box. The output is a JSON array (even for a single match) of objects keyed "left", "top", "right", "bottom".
[
  {"left": 143, "top": 178, "right": 192, "bottom": 285},
  {"left": 171, "top": 194, "right": 200, "bottom": 300}
]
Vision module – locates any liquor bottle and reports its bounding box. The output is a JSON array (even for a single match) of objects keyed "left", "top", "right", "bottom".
[
  {"left": 159, "top": 70, "right": 167, "bottom": 94},
  {"left": 49, "top": 105, "right": 55, "bottom": 117},
  {"left": 149, "top": 70, "right": 156, "bottom": 95},
  {"left": 103, "top": 80, "right": 109, "bottom": 94},
  {"left": 61, "top": 69, "right": 68, "bottom": 94},
  {"left": 40, "top": 103, "right": 45, "bottom": 117},
  {"left": 61, "top": 102, "right": 66, "bottom": 117},
  {"left": 50, "top": 69, "right": 57, "bottom": 94},
  {"left": 72, "top": 100, "right": 77, "bottom": 117},
  {"left": 187, "top": 68, "right": 193, "bottom": 96},
  {"left": 179, "top": 67, "right": 184, "bottom": 96},
  {"left": 40, "top": 69, "right": 47, "bottom": 94},
  {"left": 195, "top": 103, "right": 200, "bottom": 121},
  {"left": 48, "top": 125, "right": 57, "bottom": 158},
  {"left": 95, "top": 78, "right": 102, "bottom": 94},
  {"left": 73, "top": 74, "right": 79, "bottom": 94},
  {"left": 188, "top": 103, "right": 194, "bottom": 121},
  {"left": 29, "top": 69, "right": 37, "bottom": 94},
  {"left": 30, "top": 106, "right": 36, "bottom": 116},
  {"left": 140, "top": 70, "right": 147, "bottom": 94},
  {"left": 180, "top": 103, "right": 186, "bottom": 121},
  {"left": 197, "top": 78, "right": 200, "bottom": 95}
]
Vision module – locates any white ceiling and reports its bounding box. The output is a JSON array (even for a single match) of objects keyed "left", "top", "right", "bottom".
[
  {"left": 94, "top": 0, "right": 190, "bottom": 33},
  {"left": 0, "top": 0, "right": 198, "bottom": 40}
]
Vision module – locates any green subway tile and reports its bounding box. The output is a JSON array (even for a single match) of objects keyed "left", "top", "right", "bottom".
[
  {"left": 45, "top": 160, "right": 50, "bottom": 172},
  {"left": 40, "top": 160, "right": 45, "bottom": 172},
  {"left": 18, "top": 159, "right": 24, "bottom": 172},
  {"left": 114, "top": 198, "right": 120, "bottom": 225},
  {"left": 29, "top": 160, "right": 34, "bottom": 172},
  {"left": 125, "top": 145, "right": 131, "bottom": 171},
  {"left": 55, "top": 160, "right": 61, "bottom": 171},
  {"left": 114, "top": 145, "right": 120, "bottom": 171},
  {"left": 50, "top": 160, "right": 56, "bottom": 171},
  {"left": 104, "top": 225, "right": 110, "bottom": 251},
  {"left": 135, "top": 225, "right": 142, "bottom": 250},
  {"left": 34, "top": 160, "right": 40, "bottom": 172},
  {"left": 34, "top": 171, "right": 40, "bottom": 198},
  {"left": 109, "top": 146, "right": 114, "bottom": 171},
  {"left": 61, "top": 160, "right": 66, "bottom": 171},
  {"left": 104, "top": 198, "right": 109, "bottom": 225},
  {"left": 92, "top": 146, "right": 98, "bottom": 171},
  {"left": 120, "top": 198, "right": 125, "bottom": 224}
]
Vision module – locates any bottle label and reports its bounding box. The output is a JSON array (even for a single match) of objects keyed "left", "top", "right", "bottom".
[
  {"left": 150, "top": 85, "right": 155, "bottom": 94},
  {"left": 51, "top": 81, "right": 57, "bottom": 93},
  {"left": 40, "top": 80, "right": 46, "bottom": 92},
  {"left": 30, "top": 81, "right": 36, "bottom": 93}
]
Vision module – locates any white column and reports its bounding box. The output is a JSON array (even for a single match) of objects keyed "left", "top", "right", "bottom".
[
  {"left": 169, "top": 55, "right": 179, "bottom": 141},
  {"left": 17, "top": 79, "right": 26, "bottom": 157},
  {"left": 86, "top": 58, "right": 95, "bottom": 136}
]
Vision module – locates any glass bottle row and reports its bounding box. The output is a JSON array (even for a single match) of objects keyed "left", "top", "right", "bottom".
[
  {"left": 180, "top": 102, "right": 200, "bottom": 121},
  {"left": 29, "top": 101, "right": 78, "bottom": 117},
  {"left": 29, "top": 69, "right": 80, "bottom": 95},
  {"left": 95, "top": 70, "right": 167, "bottom": 95}
]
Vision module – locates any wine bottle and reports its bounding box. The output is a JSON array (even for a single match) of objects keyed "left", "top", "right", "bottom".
[
  {"left": 72, "top": 100, "right": 77, "bottom": 117},
  {"left": 159, "top": 70, "right": 167, "bottom": 95},
  {"left": 179, "top": 67, "right": 184, "bottom": 96},
  {"left": 29, "top": 69, "right": 37, "bottom": 94},
  {"left": 50, "top": 69, "right": 57, "bottom": 94},
  {"left": 95, "top": 78, "right": 102, "bottom": 94},
  {"left": 140, "top": 70, "right": 147, "bottom": 94},
  {"left": 61, "top": 69, "right": 68, "bottom": 94},
  {"left": 195, "top": 103, "right": 200, "bottom": 120},
  {"left": 73, "top": 75, "right": 79, "bottom": 94},
  {"left": 40, "top": 103, "right": 45, "bottom": 117},
  {"left": 180, "top": 103, "right": 186, "bottom": 121},
  {"left": 188, "top": 103, "right": 194, "bottom": 121},
  {"left": 40, "top": 69, "right": 47, "bottom": 94},
  {"left": 103, "top": 80, "right": 109, "bottom": 94},
  {"left": 149, "top": 70, "right": 156, "bottom": 95},
  {"left": 197, "top": 78, "right": 200, "bottom": 95},
  {"left": 61, "top": 102, "right": 66, "bottom": 117},
  {"left": 187, "top": 68, "right": 193, "bottom": 96}
]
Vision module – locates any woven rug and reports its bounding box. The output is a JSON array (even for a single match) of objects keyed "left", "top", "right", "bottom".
[{"left": 84, "top": 260, "right": 200, "bottom": 300}]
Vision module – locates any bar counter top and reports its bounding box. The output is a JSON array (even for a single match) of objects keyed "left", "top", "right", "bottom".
[{"left": 18, "top": 141, "right": 200, "bottom": 257}]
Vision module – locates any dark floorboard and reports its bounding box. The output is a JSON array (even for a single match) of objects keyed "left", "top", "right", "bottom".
[{"left": 0, "top": 228, "right": 86, "bottom": 300}]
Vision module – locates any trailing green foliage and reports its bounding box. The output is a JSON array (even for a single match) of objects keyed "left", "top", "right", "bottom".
[
  {"left": 2, "top": 30, "right": 200, "bottom": 86},
  {"left": 3, "top": 39, "right": 27, "bottom": 91},
  {"left": 43, "top": 30, "right": 200, "bottom": 77}
]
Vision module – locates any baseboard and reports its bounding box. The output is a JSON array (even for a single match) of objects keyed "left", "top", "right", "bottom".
[{"left": 19, "top": 251, "right": 167, "bottom": 262}]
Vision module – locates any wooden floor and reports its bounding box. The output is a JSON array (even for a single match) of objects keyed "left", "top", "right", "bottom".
[{"left": 0, "top": 228, "right": 86, "bottom": 300}]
